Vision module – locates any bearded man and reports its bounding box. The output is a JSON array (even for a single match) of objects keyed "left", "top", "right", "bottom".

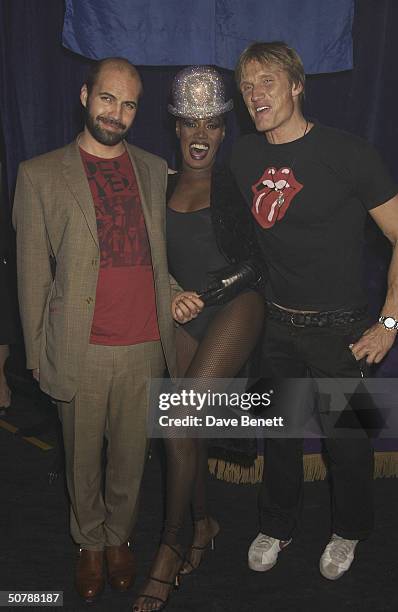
[{"left": 13, "top": 58, "right": 180, "bottom": 602}]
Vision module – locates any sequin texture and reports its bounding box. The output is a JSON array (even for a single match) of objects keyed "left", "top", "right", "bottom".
[{"left": 168, "top": 66, "right": 233, "bottom": 119}]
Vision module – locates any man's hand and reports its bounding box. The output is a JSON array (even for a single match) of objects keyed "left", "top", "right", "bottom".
[
  {"left": 350, "top": 323, "right": 397, "bottom": 364},
  {"left": 32, "top": 368, "right": 40, "bottom": 382},
  {"left": 171, "top": 292, "right": 204, "bottom": 324}
]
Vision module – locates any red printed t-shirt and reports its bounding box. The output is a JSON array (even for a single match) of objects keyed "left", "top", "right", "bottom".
[{"left": 80, "top": 148, "right": 160, "bottom": 345}]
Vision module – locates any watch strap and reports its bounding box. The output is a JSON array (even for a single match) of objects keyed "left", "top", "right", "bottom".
[{"left": 378, "top": 315, "right": 398, "bottom": 330}]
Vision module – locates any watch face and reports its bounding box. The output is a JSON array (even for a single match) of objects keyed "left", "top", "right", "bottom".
[{"left": 384, "top": 317, "right": 396, "bottom": 329}]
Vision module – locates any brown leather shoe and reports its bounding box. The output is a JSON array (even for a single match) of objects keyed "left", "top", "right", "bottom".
[
  {"left": 75, "top": 549, "right": 105, "bottom": 603},
  {"left": 105, "top": 543, "right": 136, "bottom": 591}
]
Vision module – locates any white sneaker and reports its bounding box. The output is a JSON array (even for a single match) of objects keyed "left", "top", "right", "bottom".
[
  {"left": 319, "top": 534, "right": 358, "bottom": 580},
  {"left": 248, "top": 533, "right": 291, "bottom": 572}
]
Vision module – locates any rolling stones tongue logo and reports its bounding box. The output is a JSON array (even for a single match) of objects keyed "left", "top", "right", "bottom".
[{"left": 251, "top": 167, "right": 303, "bottom": 229}]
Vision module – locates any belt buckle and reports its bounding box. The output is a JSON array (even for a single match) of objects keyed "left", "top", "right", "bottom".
[{"left": 290, "top": 313, "right": 306, "bottom": 328}]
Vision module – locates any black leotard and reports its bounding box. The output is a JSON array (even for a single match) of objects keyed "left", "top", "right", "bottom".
[{"left": 166, "top": 205, "right": 228, "bottom": 341}]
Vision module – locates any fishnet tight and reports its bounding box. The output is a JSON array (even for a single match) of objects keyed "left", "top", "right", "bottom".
[{"left": 163, "top": 290, "right": 265, "bottom": 545}]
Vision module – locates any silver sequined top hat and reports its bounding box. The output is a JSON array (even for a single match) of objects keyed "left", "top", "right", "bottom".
[{"left": 168, "top": 66, "right": 233, "bottom": 119}]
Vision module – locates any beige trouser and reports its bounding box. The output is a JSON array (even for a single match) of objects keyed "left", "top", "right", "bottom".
[{"left": 58, "top": 340, "right": 165, "bottom": 550}]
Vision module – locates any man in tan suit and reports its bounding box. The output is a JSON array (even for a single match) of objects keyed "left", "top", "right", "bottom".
[{"left": 13, "top": 58, "right": 184, "bottom": 603}]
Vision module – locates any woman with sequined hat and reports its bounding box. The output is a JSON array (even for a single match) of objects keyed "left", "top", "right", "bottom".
[{"left": 133, "top": 67, "right": 266, "bottom": 612}]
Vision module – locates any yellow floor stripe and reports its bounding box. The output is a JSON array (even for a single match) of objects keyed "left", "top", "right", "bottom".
[{"left": 0, "top": 418, "right": 53, "bottom": 451}]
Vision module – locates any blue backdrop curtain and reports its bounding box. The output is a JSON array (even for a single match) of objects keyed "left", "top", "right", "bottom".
[
  {"left": 62, "top": 0, "right": 354, "bottom": 73},
  {"left": 0, "top": 0, "right": 397, "bottom": 376}
]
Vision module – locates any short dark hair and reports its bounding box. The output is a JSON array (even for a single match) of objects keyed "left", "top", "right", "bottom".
[
  {"left": 235, "top": 41, "right": 305, "bottom": 102},
  {"left": 85, "top": 57, "right": 142, "bottom": 95}
]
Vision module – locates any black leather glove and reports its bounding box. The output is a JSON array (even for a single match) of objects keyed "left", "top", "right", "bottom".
[{"left": 199, "top": 261, "right": 261, "bottom": 307}]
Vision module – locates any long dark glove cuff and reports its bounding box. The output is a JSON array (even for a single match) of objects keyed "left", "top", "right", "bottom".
[{"left": 199, "top": 261, "right": 261, "bottom": 307}]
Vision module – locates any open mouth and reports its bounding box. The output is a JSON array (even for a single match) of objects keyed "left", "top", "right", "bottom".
[
  {"left": 255, "top": 105, "right": 271, "bottom": 115},
  {"left": 189, "top": 142, "right": 210, "bottom": 160},
  {"left": 251, "top": 167, "right": 303, "bottom": 229}
]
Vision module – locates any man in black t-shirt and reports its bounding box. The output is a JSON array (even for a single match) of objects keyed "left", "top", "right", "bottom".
[{"left": 231, "top": 42, "right": 398, "bottom": 580}]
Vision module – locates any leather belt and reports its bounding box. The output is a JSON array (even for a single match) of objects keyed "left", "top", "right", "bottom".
[{"left": 267, "top": 303, "right": 368, "bottom": 328}]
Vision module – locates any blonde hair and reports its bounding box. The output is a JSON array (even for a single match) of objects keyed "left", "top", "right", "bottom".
[{"left": 236, "top": 41, "right": 305, "bottom": 102}]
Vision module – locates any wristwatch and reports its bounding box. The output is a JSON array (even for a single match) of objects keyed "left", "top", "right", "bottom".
[{"left": 378, "top": 315, "right": 398, "bottom": 330}]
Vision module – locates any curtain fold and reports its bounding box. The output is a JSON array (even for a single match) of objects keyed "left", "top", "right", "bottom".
[{"left": 63, "top": 0, "right": 354, "bottom": 73}]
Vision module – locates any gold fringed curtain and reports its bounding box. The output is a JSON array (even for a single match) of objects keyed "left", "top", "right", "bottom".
[{"left": 208, "top": 452, "right": 398, "bottom": 485}]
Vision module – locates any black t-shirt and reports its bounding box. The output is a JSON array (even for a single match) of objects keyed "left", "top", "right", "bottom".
[{"left": 230, "top": 123, "right": 397, "bottom": 310}]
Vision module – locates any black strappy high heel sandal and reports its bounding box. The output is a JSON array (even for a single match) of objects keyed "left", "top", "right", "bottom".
[
  {"left": 179, "top": 516, "right": 220, "bottom": 576},
  {"left": 132, "top": 543, "right": 184, "bottom": 612}
]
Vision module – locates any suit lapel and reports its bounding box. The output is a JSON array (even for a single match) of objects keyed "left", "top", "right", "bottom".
[
  {"left": 61, "top": 139, "right": 99, "bottom": 247},
  {"left": 126, "top": 145, "right": 166, "bottom": 277},
  {"left": 61, "top": 140, "right": 154, "bottom": 248},
  {"left": 126, "top": 145, "right": 152, "bottom": 232}
]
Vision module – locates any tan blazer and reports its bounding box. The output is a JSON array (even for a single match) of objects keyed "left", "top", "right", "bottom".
[{"left": 13, "top": 138, "right": 178, "bottom": 401}]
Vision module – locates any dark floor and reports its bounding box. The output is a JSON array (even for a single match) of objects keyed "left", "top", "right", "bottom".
[{"left": 1, "top": 393, "right": 397, "bottom": 612}]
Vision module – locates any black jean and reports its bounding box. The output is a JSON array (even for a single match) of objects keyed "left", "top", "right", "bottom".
[{"left": 259, "top": 317, "right": 374, "bottom": 541}]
